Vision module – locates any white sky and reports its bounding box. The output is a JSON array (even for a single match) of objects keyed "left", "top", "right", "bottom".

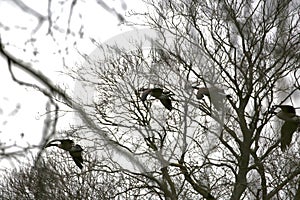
[{"left": 0, "top": 0, "right": 147, "bottom": 169}]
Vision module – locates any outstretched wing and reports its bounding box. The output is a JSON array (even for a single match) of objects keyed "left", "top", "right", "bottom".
[
  {"left": 281, "top": 121, "right": 298, "bottom": 151},
  {"left": 69, "top": 145, "right": 83, "bottom": 169},
  {"left": 70, "top": 154, "right": 83, "bottom": 169},
  {"left": 159, "top": 96, "right": 172, "bottom": 111}
]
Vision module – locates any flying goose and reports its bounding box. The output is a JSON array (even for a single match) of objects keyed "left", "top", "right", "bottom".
[
  {"left": 45, "top": 139, "right": 84, "bottom": 169},
  {"left": 192, "top": 86, "right": 231, "bottom": 109},
  {"left": 270, "top": 105, "right": 300, "bottom": 151},
  {"left": 140, "top": 88, "right": 172, "bottom": 111},
  {"left": 192, "top": 86, "right": 231, "bottom": 100}
]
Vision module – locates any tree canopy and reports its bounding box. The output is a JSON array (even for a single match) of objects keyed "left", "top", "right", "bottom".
[{"left": 1, "top": 0, "right": 300, "bottom": 199}]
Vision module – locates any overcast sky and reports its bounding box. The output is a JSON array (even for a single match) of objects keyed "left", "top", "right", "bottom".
[{"left": 0, "top": 0, "right": 146, "bottom": 169}]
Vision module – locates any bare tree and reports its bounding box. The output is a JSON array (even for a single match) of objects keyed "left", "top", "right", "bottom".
[
  {"left": 0, "top": 150, "right": 126, "bottom": 199},
  {"left": 1, "top": 0, "right": 300, "bottom": 199},
  {"left": 70, "top": 0, "right": 300, "bottom": 199}
]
